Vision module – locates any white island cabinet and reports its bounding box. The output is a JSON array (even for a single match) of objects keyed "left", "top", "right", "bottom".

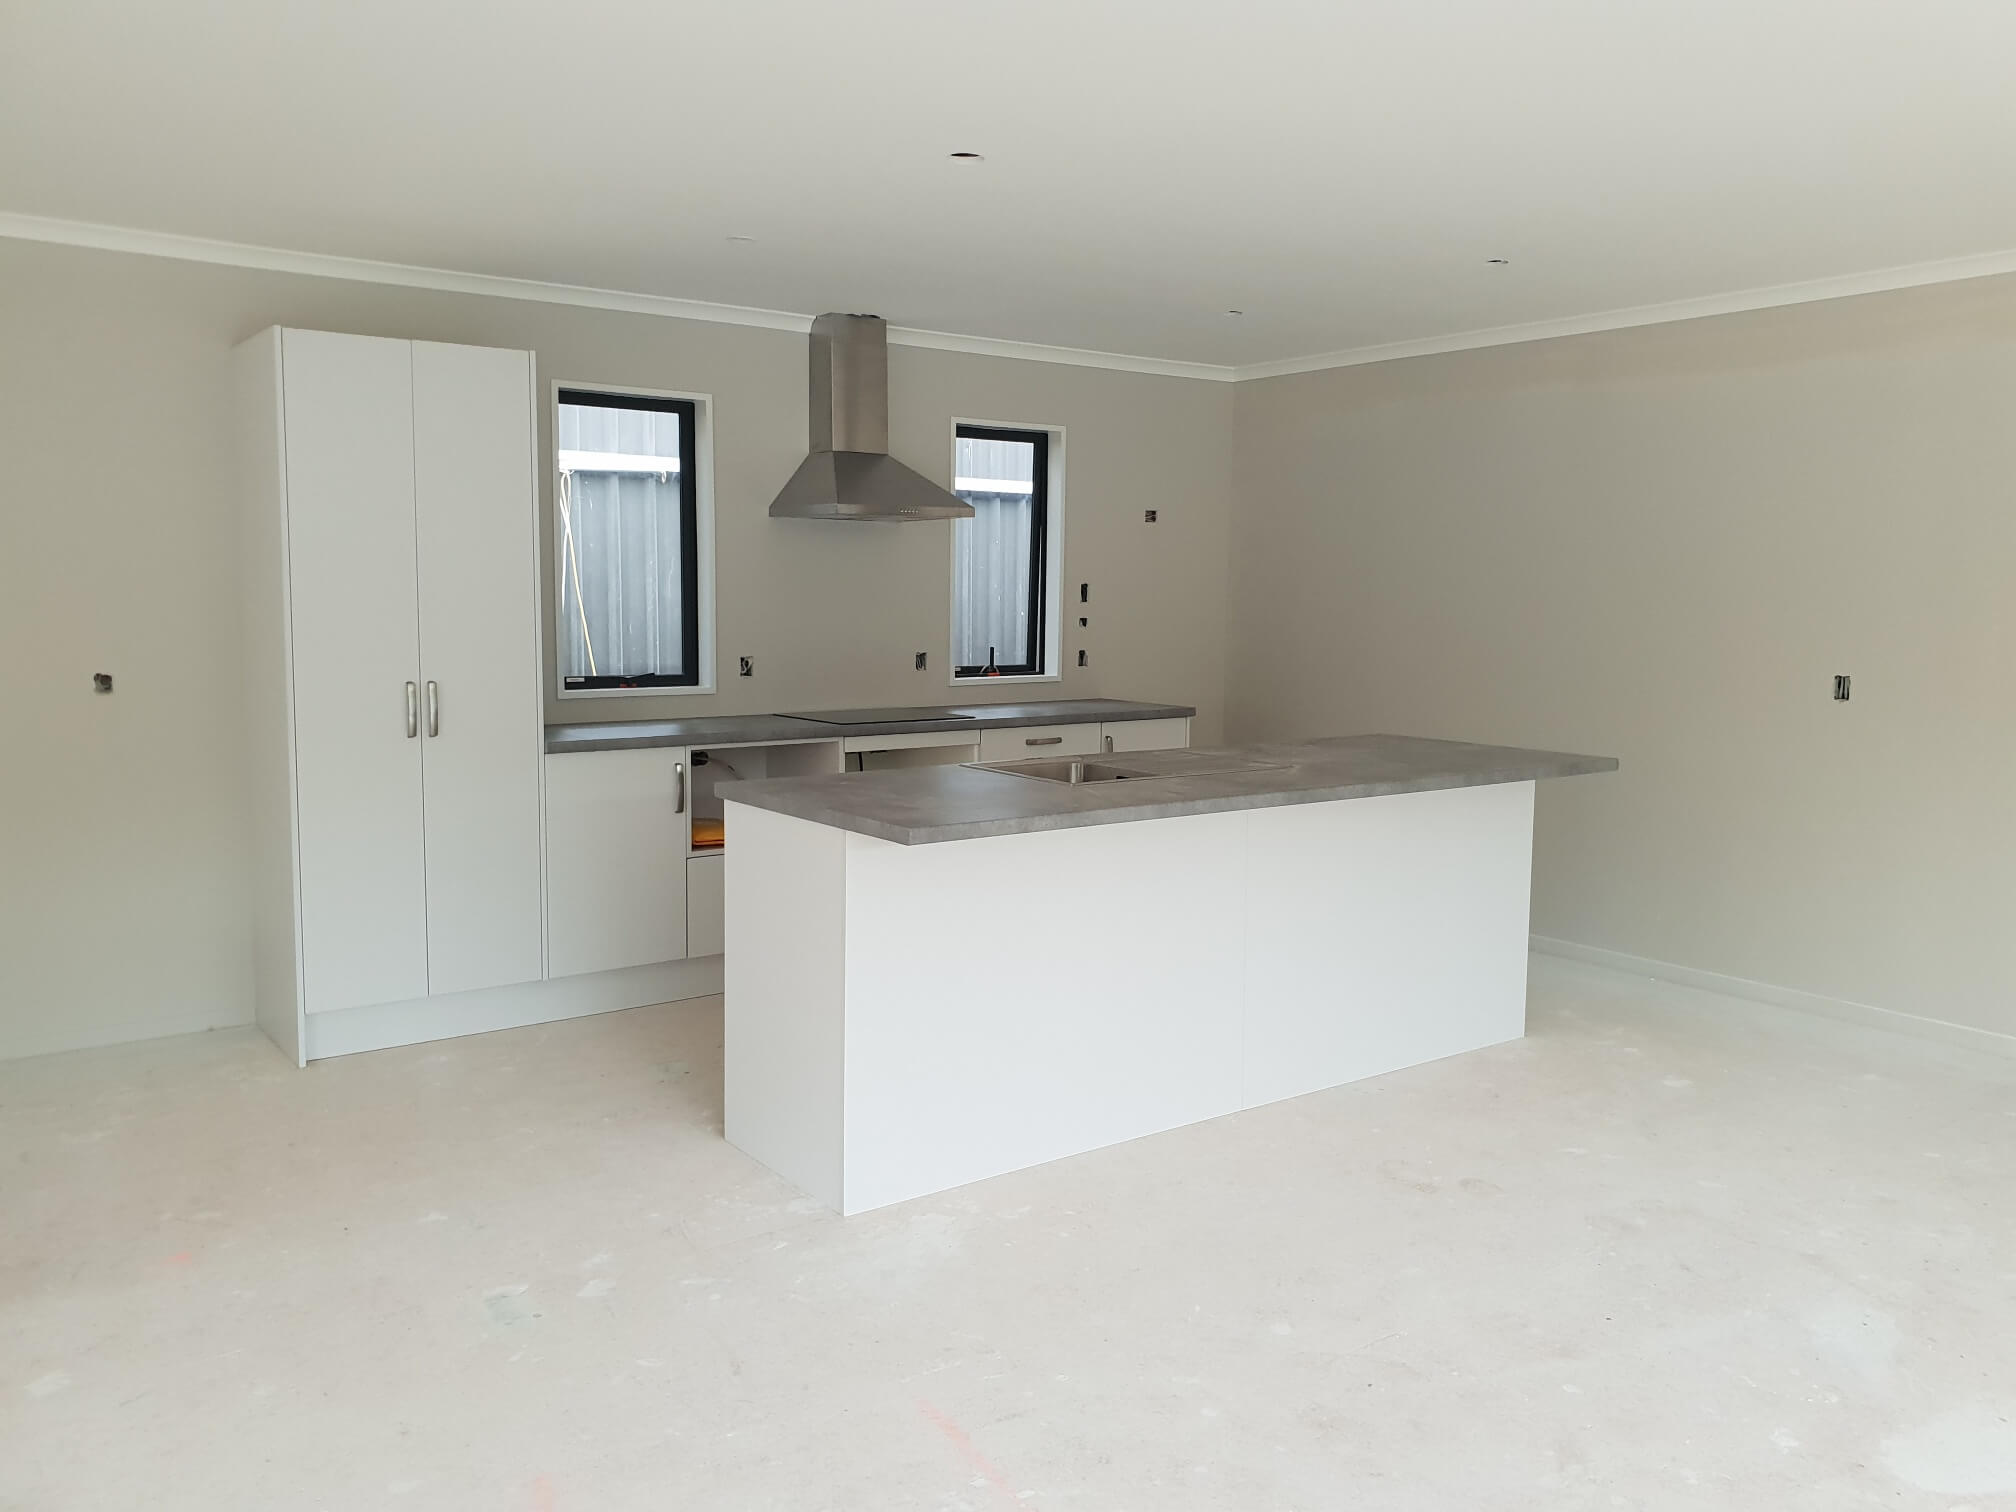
[{"left": 722, "top": 735, "right": 1615, "bottom": 1215}]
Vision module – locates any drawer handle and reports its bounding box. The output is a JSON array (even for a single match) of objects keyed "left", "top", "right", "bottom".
[{"left": 1025, "top": 735, "right": 1064, "bottom": 746}]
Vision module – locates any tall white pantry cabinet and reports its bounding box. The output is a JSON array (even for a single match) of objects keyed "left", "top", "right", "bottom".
[{"left": 237, "top": 328, "right": 546, "bottom": 1064}]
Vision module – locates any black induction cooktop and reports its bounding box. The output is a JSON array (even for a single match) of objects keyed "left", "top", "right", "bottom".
[{"left": 776, "top": 707, "right": 979, "bottom": 727}]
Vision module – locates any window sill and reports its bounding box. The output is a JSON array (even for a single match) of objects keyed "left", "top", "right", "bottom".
[
  {"left": 949, "top": 672, "right": 1062, "bottom": 687},
  {"left": 557, "top": 681, "right": 717, "bottom": 699}
]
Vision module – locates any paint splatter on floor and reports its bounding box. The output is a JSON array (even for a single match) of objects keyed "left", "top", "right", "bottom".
[{"left": 919, "top": 1400, "right": 1028, "bottom": 1506}]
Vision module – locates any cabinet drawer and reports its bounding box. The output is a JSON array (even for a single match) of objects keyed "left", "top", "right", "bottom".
[
  {"left": 841, "top": 729, "right": 981, "bottom": 754},
  {"left": 978, "top": 723, "right": 1103, "bottom": 761},
  {"left": 688, "top": 854, "right": 725, "bottom": 958},
  {"left": 1100, "top": 717, "right": 1192, "bottom": 753}
]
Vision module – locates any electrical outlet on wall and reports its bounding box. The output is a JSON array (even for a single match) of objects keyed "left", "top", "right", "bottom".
[
  {"left": 739, "top": 657, "right": 754, "bottom": 678},
  {"left": 915, "top": 652, "right": 928, "bottom": 670}
]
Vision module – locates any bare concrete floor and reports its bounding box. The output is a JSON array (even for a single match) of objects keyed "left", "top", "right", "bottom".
[{"left": 4, "top": 956, "right": 2014, "bottom": 1511}]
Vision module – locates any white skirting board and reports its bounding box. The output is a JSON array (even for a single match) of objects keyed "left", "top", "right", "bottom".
[
  {"left": 301, "top": 955, "right": 723, "bottom": 1061},
  {"left": 1529, "top": 935, "right": 2016, "bottom": 1060}
]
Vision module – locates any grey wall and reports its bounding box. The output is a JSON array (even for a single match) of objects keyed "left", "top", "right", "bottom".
[
  {"left": 12, "top": 228, "right": 2011, "bottom": 1063},
  {"left": 0, "top": 238, "right": 1233, "bottom": 1059},
  {"left": 1228, "top": 274, "right": 2016, "bottom": 1039}
]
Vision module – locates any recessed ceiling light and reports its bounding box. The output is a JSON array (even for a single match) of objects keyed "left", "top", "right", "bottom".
[
  {"left": 948, "top": 151, "right": 984, "bottom": 160},
  {"left": 1486, "top": 257, "right": 1510, "bottom": 265}
]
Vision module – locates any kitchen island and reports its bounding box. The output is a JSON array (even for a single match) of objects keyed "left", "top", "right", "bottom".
[{"left": 722, "top": 734, "right": 1616, "bottom": 1214}]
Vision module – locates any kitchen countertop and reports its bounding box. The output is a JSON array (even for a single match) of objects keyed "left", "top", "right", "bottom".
[
  {"left": 543, "top": 698, "right": 1195, "bottom": 754},
  {"left": 720, "top": 734, "right": 1618, "bottom": 845}
]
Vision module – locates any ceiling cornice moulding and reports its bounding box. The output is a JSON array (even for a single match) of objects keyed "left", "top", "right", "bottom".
[
  {"left": 6, "top": 211, "right": 2015, "bottom": 385},
  {"left": 0, "top": 211, "right": 815, "bottom": 333},
  {"left": 0, "top": 212, "right": 1237, "bottom": 382},
  {"left": 1229, "top": 246, "right": 2016, "bottom": 381}
]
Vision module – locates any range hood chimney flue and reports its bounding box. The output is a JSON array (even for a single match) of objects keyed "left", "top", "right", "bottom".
[{"left": 768, "top": 314, "right": 974, "bottom": 522}]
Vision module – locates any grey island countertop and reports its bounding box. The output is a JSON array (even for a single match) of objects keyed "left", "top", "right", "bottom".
[
  {"left": 543, "top": 698, "right": 1194, "bottom": 754},
  {"left": 720, "top": 733, "right": 1618, "bottom": 845}
]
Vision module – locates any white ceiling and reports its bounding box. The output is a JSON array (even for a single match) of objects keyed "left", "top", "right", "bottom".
[{"left": 6, "top": 0, "right": 2016, "bottom": 371}]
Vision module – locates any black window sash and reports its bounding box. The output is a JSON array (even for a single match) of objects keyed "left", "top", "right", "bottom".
[
  {"left": 557, "top": 389, "right": 701, "bottom": 690},
  {"left": 954, "top": 423, "right": 1048, "bottom": 677}
]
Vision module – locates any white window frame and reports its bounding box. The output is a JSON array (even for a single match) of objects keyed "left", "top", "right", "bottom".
[
  {"left": 552, "top": 379, "right": 717, "bottom": 699},
  {"left": 948, "top": 416, "right": 1065, "bottom": 686}
]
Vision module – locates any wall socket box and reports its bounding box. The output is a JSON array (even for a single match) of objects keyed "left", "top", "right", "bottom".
[
  {"left": 739, "top": 657, "right": 754, "bottom": 678},
  {"left": 915, "top": 652, "right": 927, "bottom": 670}
]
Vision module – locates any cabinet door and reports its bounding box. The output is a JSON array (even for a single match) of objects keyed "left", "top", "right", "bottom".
[
  {"left": 1101, "top": 718, "right": 1192, "bottom": 753},
  {"left": 544, "top": 750, "right": 689, "bottom": 977},
  {"left": 687, "top": 854, "right": 725, "bottom": 958},
  {"left": 977, "top": 723, "right": 1102, "bottom": 761},
  {"left": 413, "top": 342, "right": 545, "bottom": 995},
  {"left": 280, "top": 330, "right": 429, "bottom": 1015}
]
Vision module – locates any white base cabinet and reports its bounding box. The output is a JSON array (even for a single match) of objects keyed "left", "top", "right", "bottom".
[
  {"left": 978, "top": 719, "right": 1192, "bottom": 761},
  {"left": 1102, "top": 717, "right": 1191, "bottom": 753},
  {"left": 544, "top": 749, "right": 690, "bottom": 978},
  {"left": 237, "top": 327, "right": 545, "bottom": 1063},
  {"left": 538, "top": 722, "right": 1189, "bottom": 984},
  {"left": 978, "top": 722, "right": 1104, "bottom": 762}
]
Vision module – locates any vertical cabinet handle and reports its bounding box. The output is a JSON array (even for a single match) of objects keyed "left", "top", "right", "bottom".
[
  {"left": 673, "top": 761, "right": 686, "bottom": 814},
  {"left": 405, "top": 682, "right": 418, "bottom": 738},
  {"left": 425, "top": 681, "right": 439, "bottom": 738},
  {"left": 1103, "top": 733, "right": 1115, "bottom": 753}
]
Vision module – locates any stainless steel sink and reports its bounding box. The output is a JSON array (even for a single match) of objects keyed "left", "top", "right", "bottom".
[
  {"left": 973, "top": 755, "right": 1289, "bottom": 786},
  {"left": 980, "top": 759, "right": 1160, "bottom": 785}
]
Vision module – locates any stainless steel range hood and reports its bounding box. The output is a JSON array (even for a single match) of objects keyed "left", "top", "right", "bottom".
[{"left": 768, "top": 313, "right": 973, "bottom": 522}]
